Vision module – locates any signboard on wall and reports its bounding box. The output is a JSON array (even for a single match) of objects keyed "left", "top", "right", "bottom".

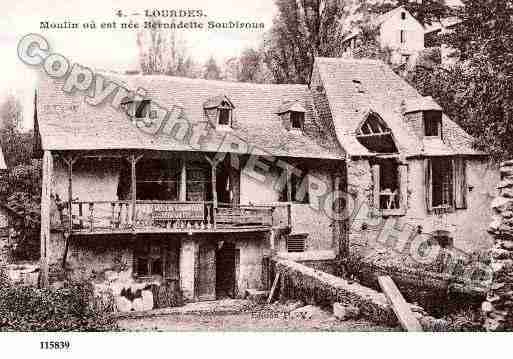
[{"left": 152, "top": 203, "right": 204, "bottom": 221}]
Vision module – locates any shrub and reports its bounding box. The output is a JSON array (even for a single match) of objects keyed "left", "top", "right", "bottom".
[{"left": 0, "top": 272, "right": 117, "bottom": 331}]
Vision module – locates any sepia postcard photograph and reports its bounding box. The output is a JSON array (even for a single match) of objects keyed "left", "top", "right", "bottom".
[{"left": 0, "top": 0, "right": 512, "bottom": 356}]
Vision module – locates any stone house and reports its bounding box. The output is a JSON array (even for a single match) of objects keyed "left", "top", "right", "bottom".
[
  {"left": 34, "top": 72, "right": 345, "bottom": 308},
  {"left": 341, "top": 5, "right": 462, "bottom": 67},
  {"left": 34, "top": 57, "right": 496, "bottom": 310},
  {"left": 311, "top": 57, "right": 498, "bottom": 265},
  {"left": 341, "top": 6, "right": 426, "bottom": 66}
]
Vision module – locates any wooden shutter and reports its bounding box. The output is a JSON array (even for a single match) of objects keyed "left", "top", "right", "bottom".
[
  {"left": 372, "top": 164, "right": 380, "bottom": 212},
  {"left": 453, "top": 157, "right": 467, "bottom": 209},
  {"left": 399, "top": 164, "right": 408, "bottom": 210},
  {"left": 424, "top": 159, "right": 433, "bottom": 212}
]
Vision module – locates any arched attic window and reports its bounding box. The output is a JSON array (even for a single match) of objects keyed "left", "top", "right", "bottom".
[
  {"left": 356, "top": 112, "right": 398, "bottom": 153},
  {"left": 203, "top": 95, "right": 235, "bottom": 128}
]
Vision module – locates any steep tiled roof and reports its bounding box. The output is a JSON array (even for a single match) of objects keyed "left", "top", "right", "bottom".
[
  {"left": 314, "top": 57, "right": 483, "bottom": 157},
  {"left": 36, "top": 73, "right": 342, "bottom": 160},
  {"left": 403, "top": 96, "right": 442, "bottom": 113}
]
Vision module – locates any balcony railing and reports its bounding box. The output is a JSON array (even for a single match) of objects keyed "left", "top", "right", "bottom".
[{"left": 66, "top": 200, "right": 290, "bottom": 234}]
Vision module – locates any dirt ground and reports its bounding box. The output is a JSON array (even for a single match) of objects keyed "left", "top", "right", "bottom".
[{"left": 116, "top": 300, "right": 396, "bottom": 332}]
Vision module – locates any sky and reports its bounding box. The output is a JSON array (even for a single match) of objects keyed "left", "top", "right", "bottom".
[{"left": 0, "top": 0, "right": 276, "bottom": 129}]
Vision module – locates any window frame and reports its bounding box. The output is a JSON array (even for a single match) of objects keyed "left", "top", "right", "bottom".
[
  {"left": 279, "top": 168, "right": 310, "bottom": 204},
  {"left": 425, "top": 157, "right": 467, "bottom": 213},
  {"left": 134, "top": 241, "right": 165, "bottom": 278},
  {"left": 400, "top": 30, "right": 407, "bottom": 44},
  {"left": 371, "top": 158, "right": 407, "bottom": 216},
  {"left": 290, "top": 111, "right": 304, "bottom": 131},
  {"left": 217, "top": 106, "right": 232, "bottom": 127},
  {"left": 424, "top": 110, "right": 442, "bottom": 137}
]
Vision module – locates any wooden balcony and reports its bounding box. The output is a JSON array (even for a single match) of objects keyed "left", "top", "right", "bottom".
[{"left": 67, "top": 201, "right": 291, "bottom": 235}]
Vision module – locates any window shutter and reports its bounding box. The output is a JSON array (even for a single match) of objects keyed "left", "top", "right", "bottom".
[
  {"left": 398, "top": 164, "right": 408, "bottom": 210},
  {"left": 372, "top": 164, "right": 380, "bottom": 212},
  {"left": 453, "top": 157, "right": 467, "bottom": 209},
  {"left": 424, "top": 159, "right": 433, "bottom": 212}
]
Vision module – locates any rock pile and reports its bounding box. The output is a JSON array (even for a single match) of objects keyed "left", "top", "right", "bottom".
[
  {"left": 93, "top": 270, "right": 155, "bottom": 313},
  {"left": 485, "top": 160, "right": 513, "bottom": 330}
]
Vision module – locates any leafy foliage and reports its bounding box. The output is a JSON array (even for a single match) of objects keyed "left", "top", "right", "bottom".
[
  {"left": 404, "top": 0, "right": 513, "bottom": 160},
  {"left": 0, "top": 274, "right": 117, "bottom": 331},
  {"left": 263, "top": 0, "right": 347, "bottom": 84},
  {"left": 0, "top": 95, "right": 41, "bottom": 261},
  {"left": 224, "top": 48, "right": 273, "bottom": 83},
  {"left": 136, "top": 22, "right": 197, "bottom": 77},
  {"left": 203, "top": 56, "right": 222, "bottom": 80}
]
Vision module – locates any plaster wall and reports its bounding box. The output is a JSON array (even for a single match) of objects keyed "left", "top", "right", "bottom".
[{"left": 347, "top": 157, "right": 499, "bottom": 263}]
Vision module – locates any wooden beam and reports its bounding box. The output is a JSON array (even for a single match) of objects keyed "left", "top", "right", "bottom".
[
  {"left": 129, "top": 154, "right": 143, "bottom": 227},
  {"left": 378, "top": 276, "right": 423, "bottom": 332},
  {"left": 267, "top": 272, "right": 280, "bottom": 304},
  {"left": 180, "top": 158, "right": 187, "bottom": 201},
  {"left": 61, "top": 155, "right": 79, "bottom": 268},
  {"left": 39, "top": 150, "right": 53, "bottom": 287},
  {"left": 211, "top": 163, "right": 217, "bottom": 228}
]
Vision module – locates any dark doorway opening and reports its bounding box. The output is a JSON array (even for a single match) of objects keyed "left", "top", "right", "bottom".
[{"left": 216, "top": 242, "right": 238, "bottom": 299}]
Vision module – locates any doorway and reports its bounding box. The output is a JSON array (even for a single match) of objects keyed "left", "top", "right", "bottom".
[{"left": 215, "top": 242, "right": 238, "bottom": 299}]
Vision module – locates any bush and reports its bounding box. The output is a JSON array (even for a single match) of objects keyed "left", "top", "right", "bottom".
[{"left": 0, "top": 273, "right": 117, "bottom": 331}]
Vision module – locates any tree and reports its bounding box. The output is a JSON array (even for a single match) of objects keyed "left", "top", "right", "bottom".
[
  {"left": 0, "top": 94, "right": 41, "bottom": 261},
  {"left": 263, "top": 0, "right": 347, "bottom": 84},
  {"left": 405, "top": 0, "right": 513, "bottom": 160},
  {"left": 203, "top": 57, "right": 222, "bottom": 80},
  {"left": 136, "top": 22, "right": 196, "bottom": 77},
  {"left": 223, "top": 48, "right": 273, "bottom": 83},
  {"left": 351, "top": 23, "right": 393, "bottom": 63}
]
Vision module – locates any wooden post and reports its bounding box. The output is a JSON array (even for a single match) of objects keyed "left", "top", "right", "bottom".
[
  {"left": 229, "top": 153, "right": 240, "bottom": 206},
  {"left": 180, "top": 158, "right": 187, "bottom": 201},
  {"left": 39, "top": 150, "right": 53, "bottom": 287},
  {"left": 62, "top": 155, "right": 78, "bottom": 268},
  {"left": 211, "top": 162, "right": 217, "bottom": 228},
  {"left": 128, "top": 154, "right": 143, "bottom": 228}
]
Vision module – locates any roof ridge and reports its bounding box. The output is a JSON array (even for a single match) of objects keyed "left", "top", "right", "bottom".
[{"left": 99, "top": 71, "right": 308, "bottom": 89}]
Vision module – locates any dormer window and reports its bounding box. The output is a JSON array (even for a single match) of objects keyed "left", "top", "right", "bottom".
[
  {"left": 402, "top": 97, "right": 443, "bottom": 139},
  {"left": 277, "top": 100, "right": 306, "bottom": 132},
  {"left": 290, "top": 112, "right": 304, "bottom": 130},
  {"left": 218, "top": 102, "right": 232, "bottom": 126},
  {"left": 203, "top": 96, "right": 235, "bottom": 129},
  {"left": 356, "top": 112, "right": 398, "bottom": 153},
  {"left": 424, "top": 110, "right": 442, "bottom": 137},
  {"left": 122, "top": 98, "right": 157, "bottom": 120},
  {"left": 135, "top": 100, "right": 151, "bottom": 118}
]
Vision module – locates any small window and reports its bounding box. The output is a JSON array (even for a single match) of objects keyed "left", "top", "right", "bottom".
[
  {"left": 134, "top": 242, "right": 164, "bottom": 277},
  {"left": 279, "top": 169, "right": 309, "bottom": 204},
  {"left": 373, "top": 159, "right": 400, "bottom": 210},
  {"left": 431, "top": 158, "right": 453, "bottom": 208},
  {"left": 135, "top": 100, "right": 151, "bottom": 118},
  {"left": 401, "top": 54, "right": 410, "bottom": 64},
  {"left": 401, "top": 12, "right": 406, "bottom": 20},
  {"left": 424, "top": 110, "right": 442, "bottom": 137},
  {"left": 400, "top": 30, "right": 406, "bottom": 44},
  {"left": 290, "top": 111, "right": 304, "bottom": 130},
  {"left": 218, "top": 108, "right": 231, "bottom": 126}
]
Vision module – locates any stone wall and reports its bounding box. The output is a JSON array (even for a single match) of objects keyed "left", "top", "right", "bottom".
[
  {"left": 347, "top": 157, "right": 498, "bottom": 268},
  {"left": 484, "top": 160, "right": 513, "bottom": 330}
]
